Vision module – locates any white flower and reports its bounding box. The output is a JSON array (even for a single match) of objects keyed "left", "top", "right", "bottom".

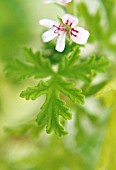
[
  {"left": 44, "top": 0, "right": 72, "bottom": 5},
  {"left": 39, "top": 14, "right": 90, "bottom": 52}
]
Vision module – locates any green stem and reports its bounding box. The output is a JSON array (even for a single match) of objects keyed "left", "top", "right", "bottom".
[{"left": 66, "top": 0, "right": 76, "bottom": 15}]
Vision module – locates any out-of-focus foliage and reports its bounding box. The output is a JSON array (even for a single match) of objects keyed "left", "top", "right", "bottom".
[
  {"left": 0, "top": 0, "right": 34, "bottom": 116},
  {"left": 76, "top": 5, "right": 116, "bottom": 169},
  {"left": 0, "top": 0, "right": 32, "bottom": 62},
  {"left": 0, "top": 0, "right": 116, "bottom": 170},
  {"left": 77, "top": 0, "right": 116, "bottom": 55},
  {"left": 96, "top": 79, "right": 116, "bottom": 170}
]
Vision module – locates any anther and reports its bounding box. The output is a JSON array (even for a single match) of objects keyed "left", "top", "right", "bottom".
[
  {"left": 70, "top": 28, "right": 79, "bottom": 37},
  {"left": 53, "top": 24, "right": 65, "bottom": 36},
  {"left": 65, "top": 20, "right": 72, "bottom": 26}
]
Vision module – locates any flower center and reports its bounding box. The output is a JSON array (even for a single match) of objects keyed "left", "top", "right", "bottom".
[
  {"left": 64, "top": 20, "right": 74, "bottom": 32},
  {"left": 53, "top": 21, "right": 79, "bottom": 37}
]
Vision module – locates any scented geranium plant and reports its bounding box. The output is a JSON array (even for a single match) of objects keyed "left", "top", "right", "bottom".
[{"left": 6, "top": 0, "right": 110, "bottom": 136}]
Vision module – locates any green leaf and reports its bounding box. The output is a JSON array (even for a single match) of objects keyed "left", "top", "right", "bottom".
[
  {"left": 58, "top": 46, "right": 80, "bottom": 71},
  {"left": 20, "top": 80, "right": 48, "bottom": 100},
  {"left": 59, "top": 55, "right": 110, "bottom": 83},
  {"left": 57, "top": 78, "right": 84, "bottom": 104},
  {"left": 37, "top": 94, "right": 70, "bottom": 136},
  {"left": 5, "top": 48, "right": 53, "bottom": 81},
  {"left": 42, "top": 40, "right": 79, "bottom": 65},
  {"left": 20, "top": 76, "right": 84, "bottom": 136},
  {"left": 23, "top": 47, "right": 41, "bottom": 64}
]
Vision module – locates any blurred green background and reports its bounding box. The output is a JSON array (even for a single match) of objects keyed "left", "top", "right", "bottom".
[{"left": 0, "top": 0, "right": 116, "bottom": 170}]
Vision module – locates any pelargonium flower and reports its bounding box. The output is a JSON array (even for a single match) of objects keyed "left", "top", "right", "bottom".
[
  {"left": 39, "top": 14, "right": 90, "bottom": 52},
  {"left": 44, "top": 0, "right": 72, "bottom": 5}
]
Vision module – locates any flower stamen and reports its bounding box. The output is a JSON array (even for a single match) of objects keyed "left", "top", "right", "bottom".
[
  {"left": 53, "top": 24, "right": 65, "bottom": 36},
  {"left": 70, "top": 28, "right": 78, "bottom": 37},
  {"left": 65, "top": 20, "right": 72, "bottom": 26}
]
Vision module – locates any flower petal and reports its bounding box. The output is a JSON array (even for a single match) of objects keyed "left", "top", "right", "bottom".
[
  {"left": 39, "top": 19, "right": 59, "bottom": 28},
  {"left": 56, "top": 32, "right": 66, "bottom": 52},
  {"left": 59, "top": 0, "right": 72, "bottom": 4},
  {"left": 62, "top": 14, "right": 78, "bottom": 27},
  {"left": 70, "top": 26, "right": 90, "bottom": 44},
  {"left": 42, "top": 29, "right": 58, "bottom": 42},
  {"left": 44, "top": 0, "right": 72, "bottom": 4},
  {"left": 44, "top": 0, "right": 54, "bottom": 3}
]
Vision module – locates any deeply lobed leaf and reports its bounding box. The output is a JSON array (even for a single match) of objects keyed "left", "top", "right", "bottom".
[
  {"left": 20, "top": 80, "right": 48, "bottom": 100},
  {"left": 5, "top": 48, "right": 53, "bottom": 80},
  {"left": 57, "top": 77, "right": 84, "bottom": 104},
  {"left": 21, "top": 76, "right": 84, "bottom": 136},
  {"left": 59, "top": 55, "right": 110, "bottom": 83},
  {"left": 58, "top": 46, "right": 80, "bottom": 72}
]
